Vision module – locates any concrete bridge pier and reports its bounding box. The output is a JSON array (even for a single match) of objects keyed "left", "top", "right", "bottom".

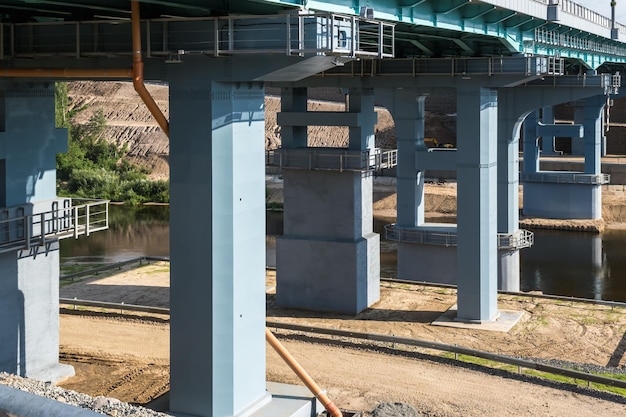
[
  {"left": 523, "top": 95, "right": 608, "bottom": 219},
  {"left": 275, "top": 86, "right": 380, "bottom": 314},
  {"left": 168, "top": 73, "right": 270, "bottom": 417},
  {"left": 455, "top": 86, "right": 499, "bottom": 322},
  {"left": 0, "top": 82, "right": 74, "bottom": 382},
  {"left": 379, "top": 86, "right": 499, "bottom": 322},
  {"left": 375, "top": 88, "right": 458, "bottom": 285},
  {"left": 379, "top": 87, "right": 523, "bottom": 296}
]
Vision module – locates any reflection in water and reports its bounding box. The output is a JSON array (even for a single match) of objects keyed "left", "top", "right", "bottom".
[
  {"left": 520, "top": 231, "right": 606, "bottom": 300},
  {"left": 62, "top": 205, "right": 626, "bottom": 302},
  {"left": 60, "top": 205, "right": 170, "bottom": 263}
]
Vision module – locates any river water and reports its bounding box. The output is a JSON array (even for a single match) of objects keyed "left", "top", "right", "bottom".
[{"left": 60, "top": 205, "right": 626, "bottom": 302}]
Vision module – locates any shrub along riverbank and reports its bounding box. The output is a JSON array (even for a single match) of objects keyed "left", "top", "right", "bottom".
[{"left": 55, "top": 82, "right": 169, "bottom": 205}]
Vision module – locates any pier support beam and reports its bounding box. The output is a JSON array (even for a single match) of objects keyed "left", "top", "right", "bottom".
[
  {"left": 276, "top": 87, "right": 380, "bottom": 314},
  {"left": 168, "top": 76, "right": 269, "bottom": 417},
  {"left": 0, "top": 82, "right": 73, "bottom": 382},
  {"left": 523, "top": 95, "right": 608, "bottom": 220},
  {"left": 456, "top": 87, "right": 499, "bottom": 322}
]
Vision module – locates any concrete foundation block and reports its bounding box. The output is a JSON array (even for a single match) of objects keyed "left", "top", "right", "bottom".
[
  {"left": 498, "top": 250, "right": 520, "bottom": 292},
  {"left": 276, "top": 234, "right": 380, "bottom": 314},
  {"left": 523, "top": 183, "right": 602, "bottom": 219},
  {"left": 397, "top": 243, "right": 457, "bottom": 285},
  {"left": 397, "top": 242, "right": 520, "bottom": 292},
  {"left": 0, "top": 242, "right": 71, "bottom": 383}
]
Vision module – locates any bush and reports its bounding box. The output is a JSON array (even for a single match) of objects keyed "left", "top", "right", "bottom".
[{"left": 55, "top": 82, "right": 170, "bottom": 205}]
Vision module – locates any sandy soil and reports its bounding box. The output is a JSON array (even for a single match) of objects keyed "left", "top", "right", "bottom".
[{"left": 57, "top": 261, "right": 626, "bottom": 416}]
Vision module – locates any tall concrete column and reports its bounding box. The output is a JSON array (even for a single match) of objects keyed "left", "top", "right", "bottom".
[
  {"left": 456, "top": 87, "right": 498, "bottom": 322},
  {"left": 375, "top": 89, "right": 457, "bottom": 283},
  {"left": 572, "top": 101, "right": 586, "bottom": 156},
  {"left": 540, "top": 106, "right": 561, "bottom": 156},
  {"left": 169, "top": 76, "right": 268, "bottom": 417},
  {"left": 280, "top": 87, "right": 307, "bottom": 148},
  {"left": 496, "top": 93, "right": 523, "bottom": 292},
  {"left": 391, "top": 90, "right": 427, "bottom": 229},
  {"left": 522, "top": 110, "right": 541, "bottom": 175},
  {"left": 582, "top": 95, "right": 606, "bottom": 175},
  {"left": 0, "top": 82, "right": 73, "bottom": 382},
  {"left": 276, "top": 87, "right": 380, "bottom": 314}
]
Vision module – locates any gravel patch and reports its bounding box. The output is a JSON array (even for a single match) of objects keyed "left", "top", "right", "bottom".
[
  {"left": 0, "top": 373, "right": 168, "bottom": 417},
  {"left": 371, "top": 402, "right": 426, "bottom": 417},
  {"left": 531, "top": 358, "right": 626, "bottom": 375}
]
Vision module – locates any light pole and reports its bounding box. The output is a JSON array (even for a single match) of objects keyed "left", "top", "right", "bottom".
[{"left": 612, "top": 1, "right": 619, "bottom": 39}]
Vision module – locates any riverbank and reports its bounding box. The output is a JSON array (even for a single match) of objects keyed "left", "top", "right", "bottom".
[{"left": 267, "top": 175, "right": 624, "bottom": 233}]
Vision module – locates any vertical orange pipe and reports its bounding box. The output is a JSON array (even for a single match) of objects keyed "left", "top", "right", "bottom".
[
  {"left": 266, "top": 328, "right": 343, "bottom": 417},
  {"left": 131, "top": 1, "right": 169, "bottom": 137}
]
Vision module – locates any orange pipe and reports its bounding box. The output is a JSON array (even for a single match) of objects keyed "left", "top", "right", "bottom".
[
  {"left": 0, "top": 68, "right": 132, "bottom": 78},
  {"left": 0, "top": 2, "right": 169, "bottom": 137},
  {"left": 265, "top": 328, "right": 343, "bottom": 417},
  {"left": 131, "top": 1, "right": 169, "bottom": 137}
]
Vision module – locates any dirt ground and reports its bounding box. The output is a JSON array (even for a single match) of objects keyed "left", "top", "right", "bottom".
[{"left": 57, "top": 261, "right": 626, "bottom": 416}]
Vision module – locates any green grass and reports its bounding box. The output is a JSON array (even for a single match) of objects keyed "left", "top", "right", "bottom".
[
  {"left": 442, "top": 352, "right": 626, "bottom": 397},
  {"left": 266, "top": 202, "right": 283, "bottom": 211}
]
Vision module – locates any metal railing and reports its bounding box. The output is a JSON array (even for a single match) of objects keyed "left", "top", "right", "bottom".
[
  {"left": 385, "top": 224, "right": 535, "bottom": 250},
  {"left": 521, "top": 171, "right": 610, "bottom": 185},
  {"left": 0, "top": 199, "right": 109, "bottom": 254},
  {"left": 4, "top": 13, "right": 394, "bottom": 60},
  {"left": 266, "top": 148, "right": 397, "bottom": 172},
  {"left": 384, "top": 224, "right": 457, "bottom": 247},
  {"left": 530, "top": 27, "right": 626, "bottom": 58},
  {"left": 54, "top": 295, "right": 626, "bottom": 391},
  {"left": 326, "top": 56, "right": 574, "bottom": 78},
  {"left": 267, "top": 321, "right": 626, "bottom": 391},
  {"left": 498, "top": 229, "right": 535, "bottom": 250}
]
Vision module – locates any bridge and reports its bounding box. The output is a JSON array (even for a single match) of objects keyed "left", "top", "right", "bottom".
[{"left": 0, "top": 1, "right": 624, "bottom": 417}]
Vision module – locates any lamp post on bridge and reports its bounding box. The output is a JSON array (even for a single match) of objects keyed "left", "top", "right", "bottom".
[{"left": 612, "top": 1, "right": 619, "bottom": 39}]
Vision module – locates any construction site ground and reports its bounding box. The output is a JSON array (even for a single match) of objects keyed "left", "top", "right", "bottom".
[{"left": 57, "top": 261, "right": 626, "bottom": 417}]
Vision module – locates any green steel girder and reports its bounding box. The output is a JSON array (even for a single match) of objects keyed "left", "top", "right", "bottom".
[{"left": 2, "top": 0, "right": 626, "bottom": 69}]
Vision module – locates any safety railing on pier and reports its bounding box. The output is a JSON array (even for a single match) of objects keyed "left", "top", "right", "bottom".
[
  {"left": 497, "top": 229, "right": 535, "bottom": 251},
  {"left": 1, "top": 13, "right": 394, "bottom": 60},
  {"left": 521, "top": 171, "right": 610, "bottom": 185},
  {"left": 0, "top": 199, "right": 109, "bottom": 254},
  {"left": 266, "top": 148, "right": 397, "bottom": 172},
  {"left": 385, "top": 224, "right": 534, "bottom": 250},
  {"left": 384, "top": 225, "right": 458, "bottom": 247}
]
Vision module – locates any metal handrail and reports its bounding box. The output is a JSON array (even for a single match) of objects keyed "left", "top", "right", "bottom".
[
  {"left": 0, "top": 199, "right": 109, "bottom": 254},
  {"left": 6, "top": 13, "right": 394, "bottom": 59},
  {"left": 521, "top": 171, "right": 610, "bottom": 185},
  {"left": 267, "top": 321, "right": 626, "bottom": 391},
  {"left": 531, "top": 27, "right": 626, "bottom": 57},
  {"left": 498, "top": 229, "right": 535, "bottom": 250},
  {"left": 384, "top": 224, "right": 457, "bottom": 247},
  {"left": 385, "top": 224, "right": 535, "bottom": 250},
  {"left": 266, "top": 148, "right": 397, "bottom": 172},
  {"left": 55, "top": 295, "right": 626, "bottom": 391}
]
